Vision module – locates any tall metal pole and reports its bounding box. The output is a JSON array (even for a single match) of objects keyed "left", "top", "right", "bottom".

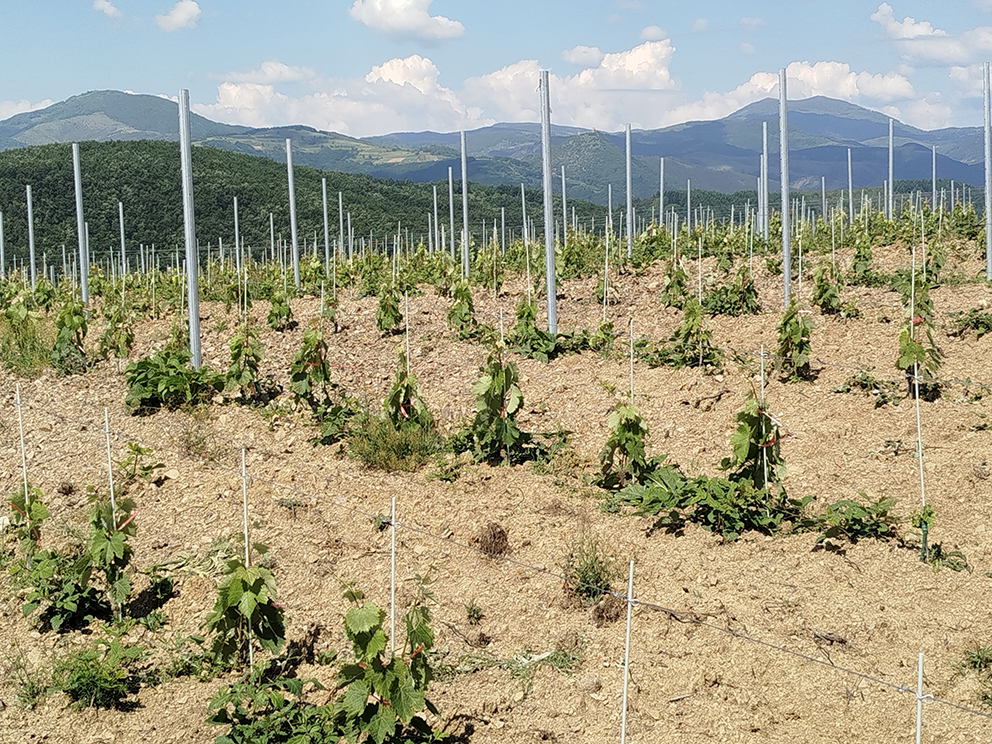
[
  {"left": 118, "top": 200, "right": 126, "bottom": 276},
  {"left": 448, "top": 167, "right": 455, "bottom": 259},
  {"left": 520, "top": 183, "right": 528, "bottom": 245},
  {"left": 72, "top": 143, "right": 88, "bottom": 305},
  {"left": 233, "top": 196, "right": 241, "bottom": 274},
  {"left": 821, "top": 176, "right": 826, "bottom": 221},
  {"left": 433, "top": 184, "right": 440, "bottom": 253},
  {"left": 321, "top": 178, "right": 330, "bottom": 275},
  {"left": 26, "top": 185, "right": 36, "bottom": 289},
  {"left": 847, "top": 148, "right": 854, "bottom": 226},
  {"left": 0, "top": 211, "right": 5, "bottom": 279},
  {"left": 286, "top": 139, "right": 300, "bottom": 290},
  {"left": 762, "top": 122, "right": 769, "bottom": 242},
  {"left": 460, "top": 130, "right": 469, "bottom": 277},
  {"left": 985, "top": 61, "right": 992, "bottom": 280},
  {"left": 625, "top": 123, "right": 633, "bottom": 258},
  {"left": 931, "top": 146, "right": 937, "bottom": 209},
  {"left": 337, "top": 190, "right": 345, "bottom": 262},
  {"left": 269, "top": 212, "right": 275, "bottom": 261},
  {"left": 561, "top": 166, "right": 567, "bottom": 249},
  {"left": 779, "top": 68, "right": 791, "bottom": 306},
  {"left": 539, "top": 71, "right": 557, "bottom": 334},
  {"left": 885, "top": 118, "right": 896, "bottom": 220},
  {"left": 686, "top": 179, "right": 691, "bottom": 233},
  {"left": 178, "top": 89, "right": 202, "bottom": 369},
  {"left": 659, "top": 157, "right": 665, "bottom": 226}
]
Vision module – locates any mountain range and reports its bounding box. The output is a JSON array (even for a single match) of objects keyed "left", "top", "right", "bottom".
[{"left": 0, "top": 90, "right": 984, "bottom": 206}]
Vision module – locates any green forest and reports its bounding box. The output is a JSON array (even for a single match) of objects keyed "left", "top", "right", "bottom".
[{"left": 0, "top": 141, "right": 784, "bottom": 266}]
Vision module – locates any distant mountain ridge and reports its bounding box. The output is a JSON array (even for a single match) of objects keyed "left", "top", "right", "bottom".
[{"left": 0, "top": 90, "right": 984, "bottom": 204}]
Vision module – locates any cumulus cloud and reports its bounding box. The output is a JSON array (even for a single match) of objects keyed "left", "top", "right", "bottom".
[
  {"left": 348, "top": 0, "right": 463, "bottom": 42},
  {"left": 871, "top": 3, "right": 992, "bottom": 64},
  {"left": 463, "top": 41, "right": 679, "bottom": 130},
  {"left": 691, "top": 18, "right": 709, "bottom": 33},
  {"left": 155, "top": 0, "right": 201, "bottom": 32},
  {"left": 197, "top": 43, "right": 945, "bottom": 136},
  {"left": 739, "top": 17, "right": 764, "bottom": 29},
  {"left": 870, "top": 3, "right": 944, "bottom": 39},
  {"left": 0, "top": 98, "right": 53, "bottom": 121},
  {"left": 949, "top": 64, "right": 987, "bottom": 97},
  {"left": 639, "top": 25, "right": 666, "bottom": 41},
  {"left": 196, "top": 55, "right": 483, "bottom": 135},
  {"left": 223, "top": 60, "right": 318, "bottom": 85},
  {"left": 561, "top": 45, "right": 605, "bottom": 67},
  {"left": 92, "top": 0, "right": 122, "bottom": 21},
  {"left": 665, "top": 60, "right": 916, "bottom": 127}
]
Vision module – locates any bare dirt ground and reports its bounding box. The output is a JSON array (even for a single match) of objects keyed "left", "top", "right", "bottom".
[{"left": 2, "top": 240, "right": 992, "bottom": 744}]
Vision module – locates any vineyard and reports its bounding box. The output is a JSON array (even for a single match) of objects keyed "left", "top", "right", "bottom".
[{"left": 3, "top": 201, "right": 992, "bottom": 744}]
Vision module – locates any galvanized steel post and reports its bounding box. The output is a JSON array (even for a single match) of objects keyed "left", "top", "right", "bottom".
[
  {"left": 540, "top": 71, "right": 557, "bottom": 334},
  {"left": 779, "top": 69, "right": 791, "bottom": 306},
  {"left": 178, "top": 90, "right": 202, "bottom": 369}
]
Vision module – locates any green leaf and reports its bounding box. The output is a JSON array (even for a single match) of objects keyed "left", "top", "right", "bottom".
[
  {"left": 366, "top": 706, "right": 396, "bottom": 744},
  {"left": 340, "top": 679, "right": 370, "bottom": 717},
  {"left": 345, "top": 603, "right": 385, "bottom": 636}
]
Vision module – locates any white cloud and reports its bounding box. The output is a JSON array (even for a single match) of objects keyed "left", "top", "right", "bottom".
[
  {"left": 197, "top": 43, "right": 946, "bottom": 136},
  {"left": 0, "top": 98, "right": 53, "bottom": 120},
  {"left": 739, "top": 17, "right": 764, "bottom": 29},
  {"left": 463, "top": 40, "right": 679, "bottom": 130},
  {"left": 871, "top": 3, "right": 992, "bottom": 64},
  {"left": 196, "top": 55, "right": 484, "bottom": 136},
  {"left": 665, "top": 60, "right": 916, "bottom": 126},
  {"left": 974, "top": 0, "right": 992, "bottom": 11},
  {"left": 561, "top": 45, "right": 605, "bottom": 67},
  {"left": 740, "top": 43, "right": 755, "bottom": 55},
  {"left": 92, "top": 0, "right": 122, "bottom": 21},
  {"left": 949, "top": 64, "right": 987, "bottom": 97},
  {"left": 639, "top": 25, "right": 666, "bottom": 41},
  {"left": 348, "top": 0, "right": 463, "bottom": 42},
  {"left": 155, "top": 0, "right": 201, "bottom": 32},
  {"left": 223, "top": 60, "right": 318, "bottom": 85},
  {"left": 870, "top": 3, "right": 944, "bottom": 39},
  {"left": 691, "top": 18, "right": 709, "bottom": 33}
]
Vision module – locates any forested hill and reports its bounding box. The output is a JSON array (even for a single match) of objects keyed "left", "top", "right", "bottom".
[{"left": 0, "top": 141, "right": 754, "bottom": 262}]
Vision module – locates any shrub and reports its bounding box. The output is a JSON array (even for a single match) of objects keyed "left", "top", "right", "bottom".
[
  {"left": 226, "top": 323, "right": 265, "bottom": 401},
  {"left": 124, "top": 348, "right": 223, "bottom": 413},
  {"left": 97, "top": 297, "right": 135, "bottom": 360},
  {"left": 668, "top": 297, "right": 722, "bottom": 370},
  {"left": 204, "top": 548, "right": 286, "bottom": 668},
  {"left": 455, "top": 345, "right": 543, "bottom": 465},
  {"left": 288, "top": 328, "right": 357, "bottom": 444},
  {"left": 811, "top": 263, "right": 842, "bottom": 315},
  {"left": 775, "top": 298, "right": 814, "bottom": 381},
  {"left": 50, "top": 298, "right": 89, "bottom": 375},
  {"left": 87, "top": 495, "right": 136, "bottom": 618},
  {"left": 702, "top": 266, "right": 760, "bottom": 317},
  {"left": 800, "top": 494, "right": 900, "bottom": 545},
  {"left": 208, "top": 584, "right": 442, "bottom": 744},
  {"left": 52, "top": 636, "right": 144, "bottom": 709},
  {"left": 596, "top": 403, "right": 659, "bottom": 491},
  {"left": 348, "top": 416, "right": 439, "bottom": 472},
  {"left": 267, "top": 291, "right": 293, "bottom": 331},
  {"left": 0, "top": 297, "right": 52, "bottom": 375},
  {"left": 561, "top": 535, "right": 619, "bottom": 604},
  {"left": 375, "top": 287, "right": 403, "bottom": 335},
  {"left": 446, "top": 280, "right": 477, "bottom": 339}
]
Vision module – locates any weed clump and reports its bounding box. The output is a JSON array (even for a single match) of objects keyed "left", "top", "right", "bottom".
[
  {"left": 561, "top": 535, "right": 619, "bottom": 605},
  {"left": 472, "top": 522, "right": 510, "bottom": 557}
]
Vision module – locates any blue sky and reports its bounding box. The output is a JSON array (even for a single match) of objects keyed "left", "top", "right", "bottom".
[{"left": 2, "top": 1, "right": 991, "bottom": 136}]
